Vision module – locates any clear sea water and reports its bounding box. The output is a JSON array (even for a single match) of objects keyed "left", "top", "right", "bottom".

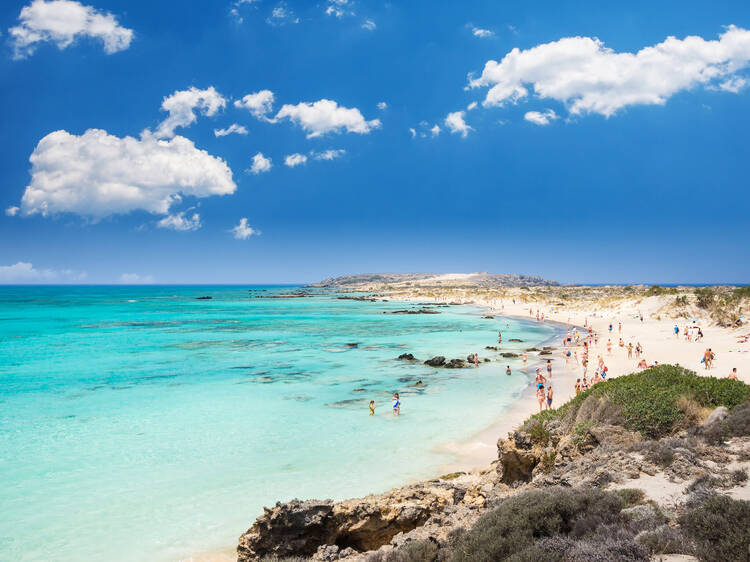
[{"left": 0, "top": 286, "right": 558, "bottom": 561}]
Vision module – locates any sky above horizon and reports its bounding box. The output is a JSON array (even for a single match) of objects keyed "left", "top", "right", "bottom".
[{"left": 1, "top": 0, "right": 749, "bottom": 285}]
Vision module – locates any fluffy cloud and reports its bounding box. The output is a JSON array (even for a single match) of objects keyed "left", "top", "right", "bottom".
[
  {"left": 9, "top": 0, "right": 133, "bottom": 59},
  {"left": 284, "top": 153, "right": 308, "bottom": 167},
  {"left": 444, "top": 111, "right": 472, "bottom": 137},
  {"left": 15, "top": 129, "right": 235, "bottom": 219},
  {"left": 325, "top": 0, "right": 352, "bottom": 18},
  {"left": 362, "top": 20, "right": 376, "bottom": 31},
  {"left": 275, "top": 99, "right": 381, "bottom": 138},
  {"left": 250, "top": 152, "right": 272, "bottom": 174},
  {"left": 469, "top": 26, "right": 750, "bottom": 117},
  {"left": 472, "top": 27, "right": 493, "bottom": 38},
  {"left": 0, "top": 261, "right": 86, "bottom": 283},
  {"left": 430, "top": 124, "right": 441, "bottom": 137},
  {"left": 153, "top": 86, "right": 226, "bottom": 139},
  {"left": 156, "top": 211, "right": 202, "bottom": 231},
  {"left": 377, "top": 101, "right": 388, "bottom": 110},
  {"left": 231, "top": 217, "right": 259, "bottom": 239},
  {"left": 312, "top": 149, "right": 346, "bottom": 160},
  {"left": 267, "top": 3, "right": 298, "bottom": 25},
  {"left": 717, "top": 76, "right": 747, "bottom": 93},
  {"left": 234, "top": 90, "right": 275, "bottom": 120},
  {"left": 5, "top": 206, "right": 20, "bottom": 216},
  {"left": 214, "top": 123, "right": 248, "bottom": 137},
  {"left": 524, "top": 109, "right": 558, "bottom": 125},
  {"left": 119, "top": 273, "right": 154, "bottom": 284}
]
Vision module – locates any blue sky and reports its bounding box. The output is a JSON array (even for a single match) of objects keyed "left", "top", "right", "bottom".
[{"left": 1, "top": 0, "right": 749, "bottom": 284}]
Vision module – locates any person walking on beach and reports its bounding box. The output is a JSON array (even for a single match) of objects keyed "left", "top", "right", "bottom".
[
  {"left": 627, "top": 343, "right": 633, "bottom": 359},
  {"left": 575, "top": 378, "right": 581, "bottom": 396},
  {"left": 607, "top": 339, "right": 612, "bottom": 354},
  {"left": 546, "top": 386, "right": 553, "bottom": 410},
  {"left": 546, "top": 359, "right": 552, "bottom": 378},
  {"left": 369, "top": 400, "right": 376, "bottom": 415},
  {"left": 674, "top": 325, "right": 680, "bottom": 338},
  {"left": 536, "top": 385, "right": 545, "bottom": 411},
  {"left": 392, "top": 393, "right": 400, "bottom": 415}
]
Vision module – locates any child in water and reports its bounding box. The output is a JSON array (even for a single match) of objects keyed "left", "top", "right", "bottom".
[
  {"left": 392, "top": 393, "right": 400, "bottom": 416},
  {"left": 369, "top": 400, "right": 375, "bottom": 415},
  {"left": 506, "top": 365, "right": 511, "bottom": 376}
]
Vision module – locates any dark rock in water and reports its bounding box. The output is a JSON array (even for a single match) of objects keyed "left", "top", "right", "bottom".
[
  {"left": 501, "top": 352, "right": 519, "bottom": 358},
  {"left": 539, "top": 350, "right": 553, "bottom": 355},
  {"left": 352, "top": 388, "right": 366, "bottom": 393},
  {"left": 424, "top": 356, "right": 446, "bottom": 367},
  {"left": 543, "top": 346, "right": 555, "bottom": 351},
  {"left": 485, "top": 346, "right": 500, "bottom": 351},
  {"left": 196, "top": 296, "right": 212, "bottom": 300},
  {"left": 345, "top": 343, "right": 359, "bottom": 348},
  {"left": 483, "top": 315, "right": 494, "bottom": 319},
  {"left": 445, "top": 358, "right": 467, "bottom": 369},
  {"left": 389, "top": 308, "right": 441, "bottom": 315},
  {"left": 509, "top": 338, "right": 523, "bottom": 342},
  {"left": 397, "top": 353, "right": 417, "bottom": 361},
  {"left": 525, "top": 347, "right": 540, "bottom": 352},
  {"left": 414, "top": 380, "right": 424, "bottom": 387},
  {"left": 483, "top": 358, "right": 491, "bottom": 363}
]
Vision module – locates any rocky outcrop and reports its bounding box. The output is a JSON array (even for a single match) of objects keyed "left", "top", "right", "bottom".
[
  {"left": 388, "top": 308, "right": 440, "bottom": 315},
  {"left": 424, "top": 356, "right": 445, "bottom": 367},
  {"left": 397, "top": 353, "right": 417, "bottom": 361},
  {"left": 496, "top": 431, "right": 539, "bottom": 484},
  {"left": 237, "top": 476, "right": 499, "bottom": 561}
]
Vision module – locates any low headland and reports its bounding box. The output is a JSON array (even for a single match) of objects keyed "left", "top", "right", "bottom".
[{"left": 233, "top": 274, "right": 750, "bottom": 562}]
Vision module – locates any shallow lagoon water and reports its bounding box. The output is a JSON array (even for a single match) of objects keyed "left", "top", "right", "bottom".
[{"left": 0, "top": 286, "right": 558, "bottom": 561}]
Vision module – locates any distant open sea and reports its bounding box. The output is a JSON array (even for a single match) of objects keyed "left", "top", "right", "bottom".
[{"left": 0, "top": 286, "right": 558, "bottom": 561}]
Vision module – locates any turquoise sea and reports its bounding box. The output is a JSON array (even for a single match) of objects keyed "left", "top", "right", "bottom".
[{"left": 0, "top": 286, "right": 558, "bottom": 561}]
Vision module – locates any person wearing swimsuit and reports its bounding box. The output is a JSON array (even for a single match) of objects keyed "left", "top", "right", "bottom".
[
  {"left": 392, "top": 393, "right": 400, "bottom": 415},
  {"left": 546, "top": 386, "right": 553, "bottom": 409},
  {"left": 369, "top": 400, "right": 375, "bottom": 415}
]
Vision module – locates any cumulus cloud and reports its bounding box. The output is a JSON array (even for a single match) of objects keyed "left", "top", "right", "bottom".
[
  {"left": 275, "top": 99, "right": 381, "bottom": 138},
  {"left": 0, "top": 261, "right": 85, "bottom": 283},
  {"left": 234, "top": 90, "right": 275, "bottom": 120},
  {"left": 231, "top": 217, "right": 259, "bottom": 239},
  {"left": 325, "top": 0, "right": 352, "bottom": 18},
  {"left": 250, "top": 152, "right": 272, "bottom": 174},
  {"left": 119, "top": 272, "right": 154, "bottom": 284},
  {"left": 377, "top": 101, "right": 387, "bottom": 110},
  {"left": 153, "top": 86, "right": 226, "bottom": 139},
  {"left": 469, "top": 26, "right": 750, "bottom": 117},
  {"left": 312, "top": 149, "right": 346, "bottom": 160},
  {"left": 362, "top": 19, "right": 376, "bottom": 31},
  {"left": 524, "top": 109, "right": 558, "bottom": 125},
  {"left": 267, "top": 2, "right": 298, "bottom": 25},
  {"left": 444, "top": 111, "right": 472, "bottom": 137},
  {"left": 5, "top": 206, "right": 20, "bottom": 216},
  {"left": 472, "top": 27, "right": 493, "bottom": 38},
  {"left": 156, "top": 211, "right": 202, "bottom": 231},
  {"left": 717, "top": 76, "right": 748, "bottom": 93},
  {"left": 9, "top": 0, "right": 133, "bottom": 59},
  {"left": 430, "top": 124, "right": 441, "bottom": 137},
  {"left": 230, "top": 0, "right": 260, "bottom": 23},
  {"left": 214, "top": 123, "right": 248, "bottom": 137},
  {"left": 284, "top": 153, "right": 307, "bottom": 167},
  {"left": 15, "top": 129, "right": 235, "bottom": 219}
]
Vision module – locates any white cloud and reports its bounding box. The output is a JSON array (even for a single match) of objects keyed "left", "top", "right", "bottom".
[
  {"left": 119, "top": 272, "right": 154, "bottom": 284},
  {"left": 0, "top": 261, "right": 85, "bottom": 283},
  {"left": 230, "top": 0, "right": 260, "bottom": 23},
  {"left": 156, "top": 211, "right": 201, "bottom": 231},
  {"left": 469, "top": 26, "right": 750, "bottom": 118},
  {"left": 430, "top": 124, "right": 441, "bottom": 137},
  {"left": 362, "top": 19, "right": 376, "bottom": 31},
  {"left": 325, "top": 0, "right": 351, "bottom": 18},
  {"left": 312, "top": 149, "right": 346, "bottom": 160},
  {"left": 444, "top": 111, "right": 472, "bottom": 137},
  {"left": 267, "top": 2, "right": 298, "bottom": 25},
  {"left": 234, "top": 90, "right": 275, "bottom": 120},
  {"left": 15, "top": 129, "right": 235, "bottom": 219},
  {"left": 472, "top": 27, "right": 493, "bottom": 38},
  {"left": 250, "top": 152, "right": 272, "bottom": 174},
  {"left": 5, "top": 206, "right": 20, "bottom": 216},
  {"left": 524, "top": 109, "right": 558, "bottom": 125},
  {"left": 214, "top": 123, "right": 248, "bottom": 137},
  {"left": 409, "top": 127, "right": 416, "bottom": 138},
  {"left": 275, "top": 99, "right": 381, "bottom": 138},
  {"left": 9, "top": 0, "right": 133, "bottom": 59},
  {"left": 153, "top": 86, "right": 226, "bottom": 139},
  {"left": 377, "top": 101, "right": 387, "bottom": 110},
  {"left": 231, "top": 217, "right": 259, "bottom": 239},
  {"left": 717, "top": 76, "right": 748, "bottom": 93},
  {"left": 284, "top": 153, "right": 308, "bottom": 167},
  {"left": 467, "top": 101, "right": 478, "bottom": 111}
]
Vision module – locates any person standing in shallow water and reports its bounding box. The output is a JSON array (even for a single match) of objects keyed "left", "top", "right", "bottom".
[
  {"left": 392, "top": 393, "right": 400, "bottom": 415},
  {"left": 369, "top": 400, "right": 375, "bottom": 415}
]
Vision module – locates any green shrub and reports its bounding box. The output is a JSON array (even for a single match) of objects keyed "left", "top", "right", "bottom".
[
  {"left": 525, "top": 365, "right": 750, "bottom": 439},
  {"left": 678, "top": 494, "right": 750, "bottom": 562},
  {"left": 540, "top": 451, "right": 557, "bottom": 473},
  {"left": 732, "top": 469, "right": 749, "bottom": 485},
  {"left": 526, "top": 419, "right": 550, "bottom": 446},
  {"left": 733, "top": 285, "right": 750, "bottom": 300},
  {"left": 384, "top": 539, "right": 439, "bottom": 562},
  {"left": 449, "top": 488, "right": 625, "bottom": 561},
  {"left": 694, "top": 288, "right": 716, "bottom": 309},
  {"left": 615, "top": 488, "right": 646, "bottom": 507},
  {"left": 647, "top": 285, "right": 678, "bottom": 296}
]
